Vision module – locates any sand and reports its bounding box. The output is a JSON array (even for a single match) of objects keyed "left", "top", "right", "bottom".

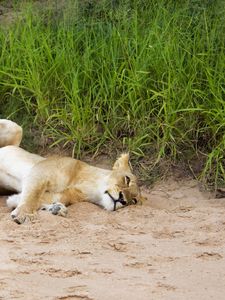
[{"left": 1, "top": 178, "right": 225, "bottom": 300}]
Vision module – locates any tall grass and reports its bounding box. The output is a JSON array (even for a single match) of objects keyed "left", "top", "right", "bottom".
[{"left": 0, "top": 0, "right": 224, "bottom": 187}]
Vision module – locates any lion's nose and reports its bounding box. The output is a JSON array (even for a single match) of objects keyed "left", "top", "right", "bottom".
[{"left": 119, "top": 192, "right": 127, "bottom": 205}]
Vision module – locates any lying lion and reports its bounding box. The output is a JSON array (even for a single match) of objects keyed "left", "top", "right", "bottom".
[{"left": 0, "top": 119, "right": 141, "bottom": 224}]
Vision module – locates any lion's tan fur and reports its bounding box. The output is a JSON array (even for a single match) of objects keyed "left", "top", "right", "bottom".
[{"left": 0, "top": 120, "right": 141, "bottom": 223}]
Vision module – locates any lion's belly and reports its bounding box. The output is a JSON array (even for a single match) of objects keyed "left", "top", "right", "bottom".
[
  {"left": 0, "top": 145, "right": 44, "bottom": 192},
  {"left": 0, "top": 172, "right": 21, "bottom": 193}
]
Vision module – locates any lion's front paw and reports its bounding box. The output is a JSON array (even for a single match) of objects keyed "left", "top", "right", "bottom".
[
  {"left": 11, "top": 206, "right": 35, "bottom": 224},
  {"left": 42, "top": 202, "right": 68, "bottom": 217}
]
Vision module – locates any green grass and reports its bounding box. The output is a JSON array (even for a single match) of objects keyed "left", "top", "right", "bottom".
[{"left": 0, "top": 0, "right": 224, "bottom": 187}]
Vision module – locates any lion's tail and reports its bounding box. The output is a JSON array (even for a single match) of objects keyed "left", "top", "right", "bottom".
[{"left": 0, "top": 119, "right": 23, "bottom": 148}]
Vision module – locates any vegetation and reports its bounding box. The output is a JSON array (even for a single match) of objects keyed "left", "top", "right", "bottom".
[{"left": 0, "top": 0, "right": 224, "bottom": 187}]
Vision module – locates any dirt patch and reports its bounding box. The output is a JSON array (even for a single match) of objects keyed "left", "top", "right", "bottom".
[{"left": 1, "top": 178, "right": 225, "bottom": 299}]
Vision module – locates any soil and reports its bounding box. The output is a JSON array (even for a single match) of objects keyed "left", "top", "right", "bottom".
[{"left": 1, "top": 177, "right": 225, "bottom": 300}]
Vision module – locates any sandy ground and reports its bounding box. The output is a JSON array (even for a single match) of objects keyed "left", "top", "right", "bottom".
[{"left": 1, "top": 178, "right": 225, "bottom": 300}]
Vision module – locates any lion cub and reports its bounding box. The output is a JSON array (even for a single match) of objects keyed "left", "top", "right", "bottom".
[{"left": 0, "top": 120, "right": 141, "bottom": 224}]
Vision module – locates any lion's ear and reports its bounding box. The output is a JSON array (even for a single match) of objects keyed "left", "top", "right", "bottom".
[{"left": 113, "top": 153, "right": 131, "bottom": 172}]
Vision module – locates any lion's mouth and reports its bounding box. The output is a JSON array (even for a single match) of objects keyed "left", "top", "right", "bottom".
[{"left": 104, "top": 191, "right": 127, "bottom": 211}]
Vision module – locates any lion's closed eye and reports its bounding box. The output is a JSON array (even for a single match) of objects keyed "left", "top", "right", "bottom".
[{"left": 125, "top": 176, "right": 130, "bottom": 186}]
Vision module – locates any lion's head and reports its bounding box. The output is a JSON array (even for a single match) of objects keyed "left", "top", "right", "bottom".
[{"left": 104, "top": 153, "right": 142, "bottom": 211}]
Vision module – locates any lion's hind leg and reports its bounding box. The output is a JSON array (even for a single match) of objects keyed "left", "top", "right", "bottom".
[
  {"left": 7, "top": 194, "right": 21, "bottom": 209},
  {"left": 0, "top": 119, "right": 23, "bottom": 147}
]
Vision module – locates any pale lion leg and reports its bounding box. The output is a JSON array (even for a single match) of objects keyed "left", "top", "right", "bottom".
[
  {"left": 7, "top": 194, "right": 21, "bottom": 209},
  {"left": 7, "top": 194, "right": 23, "bottom": 224}
]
